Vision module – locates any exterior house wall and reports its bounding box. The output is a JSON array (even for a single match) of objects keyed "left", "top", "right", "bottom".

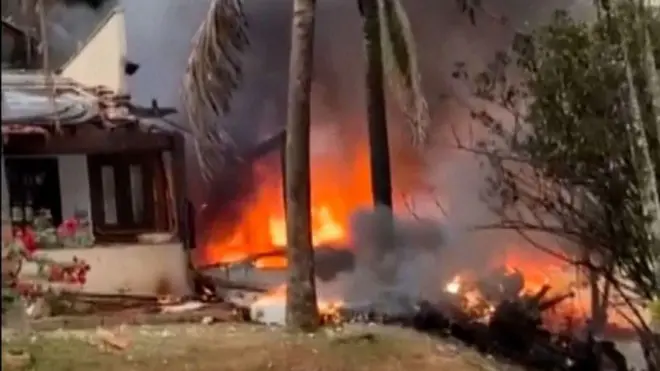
[
  {"left": 4, "top": 154, "right": 191, "bottom": 297},
  {"left": 20, "top": 242, "right": 191, "bottom": 296},
  {"left": 59, "top": 8, "right": 127, "bottom": 93}
]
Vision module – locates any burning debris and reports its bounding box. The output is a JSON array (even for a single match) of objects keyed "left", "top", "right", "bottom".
[
  {"left": 227, "top": 260, "right": 628, "bottom": 370},
  {"left": 333, "top": 266, "right": 626, "bottom": 371},
  {"left": 248, "top": 284, "right": 343, "bottom": 326}
]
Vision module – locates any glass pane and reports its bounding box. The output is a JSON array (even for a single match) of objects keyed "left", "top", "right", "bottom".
[
  {"left": 101, "top": 166, "right": 117, "bottom": 225},
  {"left": 129, "top": 165, "right": 144, "bottom": 223}
]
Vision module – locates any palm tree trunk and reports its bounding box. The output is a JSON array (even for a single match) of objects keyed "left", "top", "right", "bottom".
[
  {"left": 359, "top": 0, "right": 393, "bottom": 209},
  {"left": 284, "top": 0, "right": 320, "bottom": 332},
  {"left": 358, "top": 0, "right": 398, "bottom": 288}
]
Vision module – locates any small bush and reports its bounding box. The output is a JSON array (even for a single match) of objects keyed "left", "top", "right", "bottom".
[{"left": 1, "top": 211, "right": 93, "bottom": 317}]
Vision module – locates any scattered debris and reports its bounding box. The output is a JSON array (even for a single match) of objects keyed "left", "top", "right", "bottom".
[
  {"left": 94, "top": 327, "right": 130, "bottom": 351},
  {"left": 331, "top": 333, "right": 377, "bottom": 344},
  {"left": 201, "top": 316, "right": 215, "bottom": 325},
  {"left": 160, "top": 301, "right": 206, "bottom": 314},
  {"left": 25, "top": 297, "right": 51, "bottom": 319},
  {"left": 2, "top": 349, "right": 33, "bottom": 370}
]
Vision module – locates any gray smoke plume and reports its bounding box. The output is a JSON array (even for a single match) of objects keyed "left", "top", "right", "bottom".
[{"left": 339, "top": 206, "right": 448, "bottom": 313}]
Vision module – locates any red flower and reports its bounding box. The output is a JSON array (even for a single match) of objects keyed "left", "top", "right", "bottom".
[
  {"left": 20, "top": 228, "right": 38, "bottom": 254},
  {"left": 76, "top": 272, "right": 87, "bottom": 285},
  {"left": 48, "top": 265, "right": 64, "bottom": 282},
  {"left": 64, "top": 218, "right": 78, "bottom": 233},
  {"left": 58, "top": 218, "right": 78, "bottom": 237},
  {"left": 14, "top": 281, "right": 37, "bottom": 296}
]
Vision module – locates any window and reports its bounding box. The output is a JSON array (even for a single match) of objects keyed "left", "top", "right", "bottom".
[
  {"left": 87, "top": 152, "right": 169, "bottom": 241},
  {"left": 4, "top": 157, "right": 63, "bottom": 227}
]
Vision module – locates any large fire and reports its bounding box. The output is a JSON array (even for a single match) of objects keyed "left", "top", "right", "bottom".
[
  {"left": 197, "top": 125, "right": 633, "bottom": 332},
  {"left": 198, "top": 123, "right": 424, "bottom": 269},
  {"left": 199, "top": 144, "right": 373, "bottom": 268}
]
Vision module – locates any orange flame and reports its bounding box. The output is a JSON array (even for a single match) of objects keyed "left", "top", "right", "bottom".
[
  {"left": 199, "top": 142, "right": 374, "bottom": 268},
  {"left": 444, "top": 246, "right": 634, "bottom": 331}
]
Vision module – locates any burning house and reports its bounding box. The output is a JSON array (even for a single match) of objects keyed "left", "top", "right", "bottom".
[{"left": 1, "top": 7, "right": 191, "bottom": 297}]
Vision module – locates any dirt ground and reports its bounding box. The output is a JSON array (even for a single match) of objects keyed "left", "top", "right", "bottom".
[{"left": 1, "top": 323, "right": 519, "bottom": 371}]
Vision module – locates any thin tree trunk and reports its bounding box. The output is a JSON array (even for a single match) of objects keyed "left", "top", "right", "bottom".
[
  {"left": 359, "top": 0, "right": 393, "bottom": 209},
  {"left": 284, "top": 0, "right": 319, "bottom": 332},
  {"left": 638, "top": 2, "right": 660, "bottom": 165},
  {"left": 641, "top": 20, "right": 660, "bottom": 346},
  {"left": 643, "top": 26, "right": 660, "bottom": 160},
  {"left": 625, "top": 54, "right": 660, "bottom": 289},
  {"left": 644, "top": 27, "right": 660, "bottom": 129}
]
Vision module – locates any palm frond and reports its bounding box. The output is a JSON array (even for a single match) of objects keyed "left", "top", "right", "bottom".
[
  {"left": 377, "top": 0, "right": 430, "bottom": 146},
  {"left": 182, "top": 0, "right": 249, "bottom": 179}
]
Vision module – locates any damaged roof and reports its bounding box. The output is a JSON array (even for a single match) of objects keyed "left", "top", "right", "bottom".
[{"left": 1, "top": 70, "right": 176, "bottom": 136}]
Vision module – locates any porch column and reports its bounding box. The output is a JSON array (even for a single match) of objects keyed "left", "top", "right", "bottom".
[{"left": 1, "top": 155, "right": 10, "bottom": 232}]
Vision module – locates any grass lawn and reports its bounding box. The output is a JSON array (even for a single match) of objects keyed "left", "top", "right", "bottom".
[{"left": 2, "top": 323, "right": 517, "bottom": 371}]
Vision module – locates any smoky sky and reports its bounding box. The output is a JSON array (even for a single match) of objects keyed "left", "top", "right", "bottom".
[
  {"left": 118, "top": 0, "right": 590, "bottom": 223},
  {"left": 119, "top": 0, "right": 589, "bottom": 146},
  {"left": 19, "top": 0, "right": 591, "bottom": 210},
  {"left": 13, "top": 0, "right": 591, "bottom": 149}
]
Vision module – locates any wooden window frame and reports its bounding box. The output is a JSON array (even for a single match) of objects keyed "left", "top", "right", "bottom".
[{"left": 87, "top": 151, "right": 169, "bottom": 242}]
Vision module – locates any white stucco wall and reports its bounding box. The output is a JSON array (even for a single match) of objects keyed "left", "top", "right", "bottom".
[
  {"left": 3, "top": 154, "right": 92, "bottom": 224},
  {"left": 20, "top": 242, "right": 191, "bottom": 296},
  {"left": 60, "top": 8, "right": 127, "bottom": 93}
]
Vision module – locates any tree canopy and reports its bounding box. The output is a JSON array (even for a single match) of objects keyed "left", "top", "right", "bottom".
[{"left": 456, "top": 4, "right": 660, "bottom": 309}]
